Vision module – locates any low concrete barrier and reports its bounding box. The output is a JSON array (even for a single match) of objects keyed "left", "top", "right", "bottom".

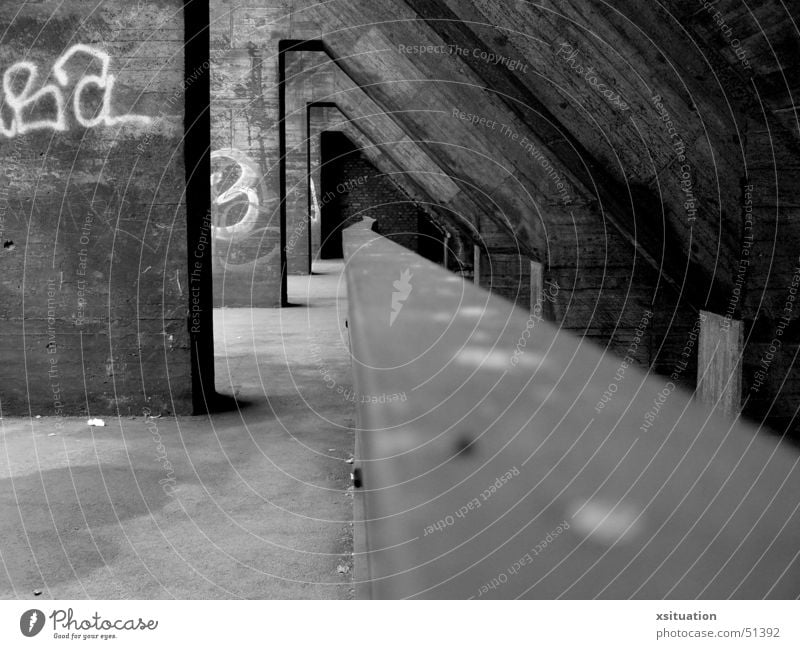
[{"left": 343, "top": 219, "right": 800, "bottom": 599}]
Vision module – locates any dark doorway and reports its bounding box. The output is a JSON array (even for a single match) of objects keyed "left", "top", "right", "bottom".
[
  {"left": 417, "top": 214, "right": 445, "bottom": 264},
  {"left": 319, "top": 131, "right": 353, "bottom": 259},
  {"left": 319, "top": 130, "right": 447, "bottom": 262}
]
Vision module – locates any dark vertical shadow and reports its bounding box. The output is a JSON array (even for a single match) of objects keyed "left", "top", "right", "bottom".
[
  {"left": 279, "top": 40, "right": 326, "bottom": 305},
  {"left": 320, "top": 130, "right": 354, "bottom": 259},
  {"left": 184, "top": 0, "right": 214, "bottom": 414}
]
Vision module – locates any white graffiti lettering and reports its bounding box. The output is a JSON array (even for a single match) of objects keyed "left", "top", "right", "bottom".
[{"left": 0, "top": 44, "right": 151, "bottom": 138}]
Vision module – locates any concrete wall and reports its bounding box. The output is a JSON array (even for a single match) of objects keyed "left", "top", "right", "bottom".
[
  {"left": 308, "top": 104, "right": 335, "bottom": 260},
  {"left": 0, "top": 0, "right": 191, "bottom": 415},
  {"left": 741, "top": 127, "right": 800, "bottom": 435},
  {"left": 293, "top": 0, "right": 700, "bottom": 378},
  {"left": 209, "top": 6, "right": 279, "bottom": 307},
  {"left": 285, "top": 50, "right": 333, "bottom": 274},
  {"left": 210, "top": 0, "right": 698, "bottom": 383},
  {"left": 207, "top": 0, "right": 800, "bottom": 438},
  {"left": 12, "top": 0, "right": 795, "bottom": 425},
  {"left": 209, "top": 1, "right": 322, "bottom": 306},
  {"left": 307, "top": 105, "right": 468, "bottom": 269}
]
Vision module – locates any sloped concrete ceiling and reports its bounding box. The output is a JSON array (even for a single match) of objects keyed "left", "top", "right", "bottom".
[
  {"left": 660, "top": 0, "right": 800, "bottom": 140},
  {"left": 302, "top": 0, "right": 798, "bottom": 314},
  {"left": 307, "top": 1, "right": 583, "bottom": 257}
]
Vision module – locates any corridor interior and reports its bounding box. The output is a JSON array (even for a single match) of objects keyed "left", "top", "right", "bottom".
[
  {"left": 1, "top": 0, "right": 799, "bottom": 603},
  {"left": 0, "top": 261, "right": 354, "bottom": 599}
]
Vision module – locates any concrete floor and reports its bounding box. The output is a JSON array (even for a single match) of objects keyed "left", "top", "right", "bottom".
[{"left": 0, "top": 260, "right": 355, "bottom": 599}]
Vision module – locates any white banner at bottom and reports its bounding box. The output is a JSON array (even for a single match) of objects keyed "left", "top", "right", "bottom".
[{"left": 0, "top": 600, "right": 796, "bottom": 648}]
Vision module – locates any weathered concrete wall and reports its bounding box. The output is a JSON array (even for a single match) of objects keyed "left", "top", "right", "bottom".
[
  {"left": 285, "top": 50, "right": 333, "bottom": 274},
  {"left": 295, "top": 0, "right": 698, "bottom": 379},
  {"left": 211, "top": 21, "right": 478, "bottom": 286},
  {"left": 209, "top": 6, "right": 279, "bottom": 307},
  {"left": 655, "top": 0, "right": 800, "bottom": 437},
  {"left": 308, "top": 104, "right": 334, "bottom": 259},
  {"left": 308, "top": 105, "right": 468, "bottom": 269},
  {"left": 741, "top": 127, "right": 800, "bottom": 436},
  {"left": 0, "top": 0, "right": 190, "bottom": 415},
  {"left": 206, "top": 0, "right": 800, "bottom": 439},
  {"left": 210, "top": 1, "right": 322, "bottom": 306}
]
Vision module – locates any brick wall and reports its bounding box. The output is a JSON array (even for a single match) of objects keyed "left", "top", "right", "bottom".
[{"left": 319, "top": 132, "right": 442, "bottom": 258}]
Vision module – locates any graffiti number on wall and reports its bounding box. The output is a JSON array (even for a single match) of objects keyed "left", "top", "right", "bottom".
[
  {"left": 210, "top": 148, "right": 278, "bottom": 272},
  {"left": 210, "top": 148, "right": 261, "bottom": 241},
  {"left": 1, "top": 44, "right": 152, "bottom": 138}
]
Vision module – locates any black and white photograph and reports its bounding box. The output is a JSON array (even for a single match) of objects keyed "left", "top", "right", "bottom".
[{"left": 0, "top": 0, "right": 799, "bottom": 645}]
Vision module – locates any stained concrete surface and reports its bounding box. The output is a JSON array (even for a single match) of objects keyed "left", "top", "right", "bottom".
[{"left": 0, "top": 261, "right": 354, "bottom": 599}]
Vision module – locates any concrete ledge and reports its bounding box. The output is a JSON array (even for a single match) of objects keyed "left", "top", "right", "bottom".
[{"left": 343, "top": 219, "right": 800, "bottom": 599}]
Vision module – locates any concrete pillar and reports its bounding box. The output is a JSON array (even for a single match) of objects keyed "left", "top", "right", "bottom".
[
  {"left": 308, "top": 124, "right": 323, "bottom": 263},
  {"left": 697, "top": 310, "right": 743, "bottom": 418},
  {"left": 285, "top": 50, "right": 332, "bottom": 276},
  {"left": 530, "top": 260, "right": 544, "bottom": 315},
  {"left": 473, "top": 245, "right": 481, "bottom": 285},
  {"left": 0, "top": 0, "right": 195, "bottom": 415}
]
